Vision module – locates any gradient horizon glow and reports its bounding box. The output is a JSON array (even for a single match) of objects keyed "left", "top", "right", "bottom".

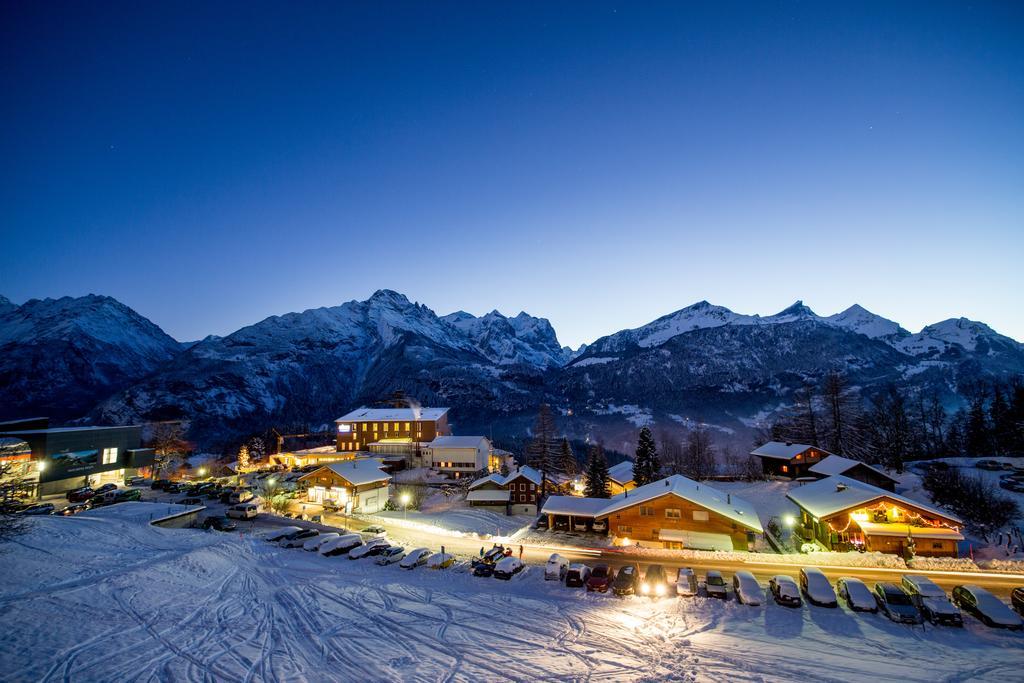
[{"left": 2, "top": 2, "right": 1022, "bottom": 348}]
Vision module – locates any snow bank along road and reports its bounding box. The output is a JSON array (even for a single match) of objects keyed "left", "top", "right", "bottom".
[{"left": 1, "top": 511, "right": 1022, "bottom": 682}]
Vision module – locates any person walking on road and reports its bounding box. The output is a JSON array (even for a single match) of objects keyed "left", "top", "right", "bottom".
[
  {"left": 518, "top": 545, "right": 523, "bottom": 561},
  {"left": 480, "top": 546, "right": 484, "bottom": 557}
]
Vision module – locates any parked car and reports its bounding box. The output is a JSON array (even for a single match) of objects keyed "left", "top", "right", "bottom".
[
  {"left": 1012, "top": 587, "right": 1024, "bottom": 617},
  {"left": 20, "top": 503, "right": 54, "bottom": 515},
  {"left": 676, "top": 567, "right": 698, "bottom": 597},
  {"left": 57, "top": 502, "right": 90, "bottom": 516},
  {"left": 952, "top": 585, "right": 1023, "bottom": 630},
  {"left": 473, "top": 547, "right": 507, "bottom": 570},
  {"left": 800, "top": 567, "right": 838, "bottom": 607},
  {"left": 94, "top": 483, "right": 118, "bottom": 495},
  {"left": 376, "top": 546, "right": 406, "bottom": 565},
  {"left": 592, "top": 520, "right": 607, "bottom": 533},
  {"left": 164, "top": 483, "right": 183, "bottom": 493},
  {"left": 836, "top": 577, "right": 877, "bottom": 612},
  {"left": 66, "top": 487, "right": 94, "bottom": 503},
  {"left": 572, "top": 520, "right": 588, "bottom": 532},
  {"left": 359, "top": 526, "right": 387, "bottom": 538},
  {"left": 733, "top": 571, "right": 763, "bottom": 606},
  {"left": 228, "top": 489, "right": 254, "bottom": 505},
  {"left": 280, "top": 529, "right": 319, "bottom": 548},
  {"left": 151, "top": 479, "right": 172, "bottom": 490},
  {"left": 874, "top": 583, "right": 922, "bottom": 624},
  {"left": 349, "top": 538, "right": 389, "bottom": 560},
  {"left": 545, "top": 553, "right": 569, "bottom": 581},
  {"left": 769, "top": 575, "right": 802, "bottom": 607},
  {"left": 202, "top": 516, "right": 237, "bottom": 532},
  {"left": 565, "top": 564, "right": 592, "bottom": 588},
  {"left": 613, "top": 565, "right": 640, "bottom": 596},
  {"left": 400, "top": 547, "right": 431, "bottom": 569},
  {"left": 126, "top": 476, "right": 147, "bottom": 487},
  {"left": 304, "top": 532, "right": 340, "bottom": 551},
  {"left": 179, "top": 497, "right": 203, "bottom": 505},
  {"left": 115, "top": 489, "right": 142, "bottom": 502},
  {"left": 319, "top": 534, "right": 364, "bottom": 557},
  {"left": 534, "top": 515, "right": 549, "bottom": 531},
  {"left": 586, "top": 564, "right": 614, "bottom": 592},
  {"left": 263, "top": 526, "right": 302, "bottom": 542},
  {"left": 473, "top": 561, "right": 497, "bottom": 577},
  {"left": 493, "top": 556, "right": 525, "bottom": 580},
  {"left": 89, "top": 491, "right": 119, "bottom": 507},
  {"left": 705, "top": 570, "right": 727, "bottom": 600},
  {"left": 226, "top": 503, "right": 259, "bottom": 520},
  {"left": 640, "top": 565, "right": 672, "bottom": 598},
  {"left": 1000, "top": 479, "right": 1024, "bottom": 493},
  {"left": 901, "top": 575, "right": 963, "bottom": 626},
  {"left": 976, "top": 460, "right": 1003, "bottom": 471},
  {"left": 206, "top": 486, "right": 225, "bottom": 500},
  {"left": 427, "top": 552, "right": 456, "bottom": 569}
]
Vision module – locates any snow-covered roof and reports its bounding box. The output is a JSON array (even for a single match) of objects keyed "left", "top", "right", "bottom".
[
  {"left": 607, "top": 460, "right": 635, "bottom": 485},
  {"left": 750, "top": 441, "right": 831, "bottom": 460},
  {"left": 541, "top": 474, "right": 763, "bottom": 533},
  {"left": 428, "top": 436, "right": 488, "bottom": 449},
  {"left": 505, "top": 465, "right": 542, "bottom": 486},
  {"left": 468, "top": 473, "right": 506, "bottom": 490},
  {"left": 300, "top": 460, "right": 392, "bottom": 486},
  {"left": 808, "top": 454, "right": 897, "bottom": 482},
  {"left": 786, "top": 475, "right": 962, "bottom": 524},
  {"left": 466, "top": 489, "right": 510, "bottom": 503},
  {"left": 336, "top": 407, "right": 449, "bottom": 422},
  {"left": 541, "top": 496, "right": 614, "bottom": 517}
]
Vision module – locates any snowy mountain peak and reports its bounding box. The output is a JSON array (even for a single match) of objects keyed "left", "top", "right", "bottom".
[
  {"left": 824, "top": 304, "right": 908, "bottom": 340},
  {"left": 768, "top": 300, "right": 818, "bottom": 322},
  {"left": 588, "top": 300, "right": 754, "bottom": 353},
  {"left": 441, "top": 308, "right": 567, "bottom": 368},
  {"left": 0, "top": 295, "right": 15, "bottom": 314}
]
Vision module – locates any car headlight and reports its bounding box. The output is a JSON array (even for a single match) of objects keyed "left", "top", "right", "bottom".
[
  {"left": 640, "top": 582, "right": 650, "bottom": 594},
  {"left": 655, "top": 584, "right": 666, "bottom": 596}
]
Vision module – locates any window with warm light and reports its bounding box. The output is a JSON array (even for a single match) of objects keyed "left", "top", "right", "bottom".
[{"left": 101, "top": 448, "right": 117, "bottom": 465}]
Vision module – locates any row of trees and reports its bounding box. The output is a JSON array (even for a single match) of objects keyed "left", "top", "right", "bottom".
[{"left": 769, "top": 373, "right": 1024, "bottom": 472}]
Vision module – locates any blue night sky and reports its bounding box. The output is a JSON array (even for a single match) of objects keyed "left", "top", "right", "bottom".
[{"left": 2, "top": 2, "right": 1022, "bottom": 348}]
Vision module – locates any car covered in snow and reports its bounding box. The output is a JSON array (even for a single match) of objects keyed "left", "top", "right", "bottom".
[
  {"left": 975, "top": 460, "right": 1003, "bottom": 471},
  {"left": 427, "top": 552, "right": 456, "bottom": 569},
  {"left": 226, "top": 503, "right": 259, "bottom": 520},
  {"left": 320, "top": 534, "right": 364, "bottom": 557},
  {"left": 228, "top": 489, "right": 254, "bottom": 505},
  {"left": 280, "top": 529, "right": 319, "bottom": 548},
  {"left": 376, "top": 546, "right": 406, "bottom": 565},
  {"left": 359, "top": 526, "right": 387, "bottom": 538},
  {"left": 586, "top": 564, "right": 613, "bottom": 593},
  {"left": 799, "top": 567, "right": 837, "bottom": 607},
  {"left": 349, "top": 538, "right": 390, "bottom": 560},
  {"left": 874, "top": 583, "right": 922, "bottom": 624},
  {"left": 493, "top": 556, "right": 525, "bottom": 580},
  {"left": 676, "top": 567, "right": 697, "bottom": 597},
  {"left": 263, "top": 526, "right": 303, "bottom": 542},
  {"left": 640, "top": 565, "right": 672, "bottom": 598},
  {"left": 400, "top": 548, "right": 431, "bottom": 569},
  {"left": 733, "top": 571, "right": 762, "bottom": 606},
  {"left": 901, "top": 575, "right": 962, "bottom": 626},
  {"left": 952, "top": 585, "right": 1023, "bottom": 630},
  {"left": 769, "top": 575, "right": 802, "bottom": 608},
  {"left": 545, "top": 554, "right": 569, "bottom": 581},
  {"left": 704, "top": 570, "right": 727, "bottom": 600},
  {"left": 565, "top": 564, "right": 591, "bottom": 588},
  {"left": 20, "top": 503, "right": 55, "bottom": 516},
  {"left": 836, "top": 578, "right": 877, "bottom": 612},
  {"left": 613, "top": 565, "right": 640, "bottom": 596},
  {"left": 303, "top": 532, "right": 340, "bottom": 551}
]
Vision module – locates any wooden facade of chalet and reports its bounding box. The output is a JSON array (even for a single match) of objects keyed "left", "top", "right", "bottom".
[
  {"left": 752, "top": 442, "right": 832, "bottom": 479},
  {"left": 602, "top": 492, "right": 754, "bottom": 551},
  {"left": 297, "top": 464, "right": 391, "bottom": 514}
]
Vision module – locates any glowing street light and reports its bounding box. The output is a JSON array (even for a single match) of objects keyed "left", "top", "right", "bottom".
[
  {"left": 782, "top": 514, "right": 796, "bottom": 529},
  {"left": 197, "top": 467, "right": 207, "bottom": 478},
  {"left": 400, "top": 492, "right": 411, "bottom": 520},
  {"left": 37, "top": 459, "right": 48, "bottom": 473}
]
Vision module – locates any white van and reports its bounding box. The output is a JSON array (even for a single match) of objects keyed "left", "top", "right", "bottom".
[
  {"left": 228, "top": 489, "right": 254, "bottom": 505},
  {"left": 545, "top": 554, "right": 569, "bottom": 581},
  {"left": 226, "top": 502, "right": 258, "bottom": 520}
]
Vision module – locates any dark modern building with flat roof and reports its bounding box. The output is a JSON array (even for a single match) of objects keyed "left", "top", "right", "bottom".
[{"left": 0, "top": 417, "right": 155, "bottom": 498}]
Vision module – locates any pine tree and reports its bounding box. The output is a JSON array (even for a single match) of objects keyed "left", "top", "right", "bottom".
[
  {"left": 632, "top": 427, "right": 660, "bottom": 485},
  {"left": 584, "top": 444, "right": 610, "bottom": 498},
  {"left": 559, "top": 438, "right": 577, "bottom": 476},
  {"left": 990, "top": 386, "right": 1012, "bottom": 456},
  {"left": 526, "top": 403, "right": 560, "bottom": 493},
  {"left": 965, "top": 392, "right": 991, "bottom": 456}
]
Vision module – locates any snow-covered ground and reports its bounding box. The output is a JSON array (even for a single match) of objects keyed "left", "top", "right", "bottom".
[
  {"left": 371, "top": 507, "right": 533, "bottom": 538},
  {"left": 2, "top": 505, "right": 1022, "bottom": 682}
]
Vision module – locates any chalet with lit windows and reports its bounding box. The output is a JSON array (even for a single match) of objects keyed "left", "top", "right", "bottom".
[
  {"left": 297, "top": 459, "right": 392, "bottom": 514},
  {"left": 786, "top": 475, "right": 963, "bottom": 557},
  {"left": 807, "top": 454, "right": 898, "bottom": 492},
  {"left": 751, "top": 441, "right": 834, "bottom": 479},
  {"left": 607, "top": 460, "right": 636, "bottom": 495},
  {"left": 465, "top": 466, "right": 543, "bottom": 515},
  {"left": 334, "top": 406, "right": 451, "bottom": 466},
  {"left": 541, "top": 475, "right": 763, "bottom": 551},
  {"left": 425, "top": 435, "right": 495, "bottom": 478}
]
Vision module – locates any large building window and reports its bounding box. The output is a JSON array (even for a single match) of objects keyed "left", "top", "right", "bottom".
[
  {"left": 639, "top": 506, "right": 654, "bottom": 517},
  {"left": 692, "top": 510, "right": 709, "bottom": 522},
  {"left": 101, "top": 448, "right": 118, "bottom": 465},
  {"left": 665, "top": 508, "right": 681, "bottom": 519}
]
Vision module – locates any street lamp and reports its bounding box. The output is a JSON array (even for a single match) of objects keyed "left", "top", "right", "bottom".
[
  {"left": 782, "top": 514, "right": 796, "bottom": 529},
  {"left": 400, "top": 492, "right": 411, "bottom": 520},
  {"left": 197, "top": 467, "right": 207, "bottom": 479}
]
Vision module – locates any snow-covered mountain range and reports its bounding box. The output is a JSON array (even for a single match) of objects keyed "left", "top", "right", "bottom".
[{"left": 1, "top": 291, "right": 1021, "bottom": 450}]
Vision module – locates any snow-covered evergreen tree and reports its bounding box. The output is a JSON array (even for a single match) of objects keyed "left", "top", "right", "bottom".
[
  {"left": 632, "top": 426, "right": 660, "bottom": 485},
  {"left": 583, "top": 444, "right": 610, "bottom": 498}
]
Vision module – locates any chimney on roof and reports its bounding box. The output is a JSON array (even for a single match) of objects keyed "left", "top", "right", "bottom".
[
  {"left": 665, "top": 480, "right": 670, "bottom": 487},
  {"left": 836, "top": 482, "right": 847, "bottom": 492},
  {"left": 727, "top": 494, "right": 731, "bottom": 504},
  {"left": 785, "top": 441, "right": 793, "bottom": 447}
]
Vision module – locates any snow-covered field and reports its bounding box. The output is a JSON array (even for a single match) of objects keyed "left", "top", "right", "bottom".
[{"left": 1, "top": 504, "right": 1022, "bottom": 682}]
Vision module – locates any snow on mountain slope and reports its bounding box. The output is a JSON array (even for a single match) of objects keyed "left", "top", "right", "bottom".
[
  {"left": 0, "top": 295, "right": 15, "bottom": 315},
  {"left": 0, "top": 295, "right": 182, "bottom": 420},
  {"left": 587, "top": 301, "right": 759, "bottom": 354},
  {"left": 441, "top": 309, "right": 568, "bottom": 368},
  {"left": 824, "top": 304, "right": 908, "bottom": 340}
]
